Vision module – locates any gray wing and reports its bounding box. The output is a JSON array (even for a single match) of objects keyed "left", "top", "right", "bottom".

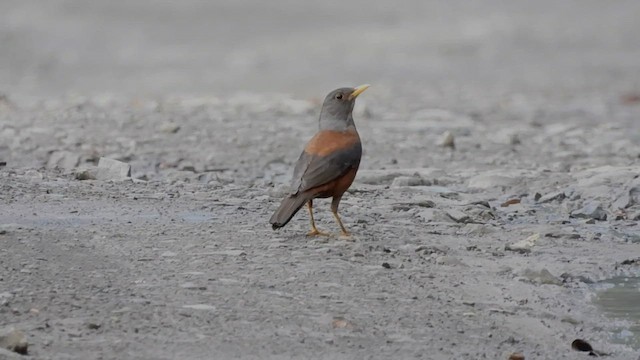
[{"left": 289, "top": 142, "right": 362, "bottom": 195}]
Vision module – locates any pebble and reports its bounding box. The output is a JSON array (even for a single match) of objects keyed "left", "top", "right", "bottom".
[
  {"left": 75, "top": 168, "right": 98, "bottom": 180},
  {"left": 0, "top": 292, "right": 11, "bottom": 306},
  {"left": 537, "top": 191, "right": 565, "bottom": 203},
  {"left": 560, "top": 316, "right": 580, "bottom": 325},
  {"left": 0, "top": 327, "right": 28, "bottom": 355},
  {"left": 356, "top": 168, "right": 444, "bottom": 185},
  {"left": 180, "top": 282, "right": 206, "bottom": 290},
  {"left": 435, "top": 256, "right": 467, "bottom": 267},
  {"left": 331, "top": 317, "right": 354, "bottom": 329},
  {"left": 505, "top": 233, "right": 539, "bottom": 254},
  {"left": 445, "top": 209, "right": 471, "bottom": 223},
  {"left": 417, "top": 209, "right": 457, "bottom": 223},
  {"left": 438, "top": 131, "right": 455, "bottom": 149},
  {"left": 458, "top": 223, "right": 495, "bottom": 236},
  {"left": 415, "top": 245, "right": 448, "bottom": 255},
  {"left": 159, "top": 122, "right": 181, "bottom": 134},
  {"left": 612, "top": 181, "right": 640, "bottom": 209},
  {"left": 570, "top": 201, "right": 607, "bottom": 221},
  {"left": 544, "top": 231, "right": 580, "bottom": 239},
  {"left": 96, "top": 157, "right": 131, "bottom": 180},
  {"left": 521, "top": 268, "right": 562, "bottom": 286},
  {"left": 391, "top": 175, "right": 430, "bottom": 187}
]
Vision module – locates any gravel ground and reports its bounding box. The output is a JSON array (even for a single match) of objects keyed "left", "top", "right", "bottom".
[{"left": 1, "top": 1, "right": 640, "bottom": 359}]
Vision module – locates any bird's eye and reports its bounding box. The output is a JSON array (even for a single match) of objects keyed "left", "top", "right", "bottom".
[{"left": 335, "top": 94, "right": 343, "bottom": 100}]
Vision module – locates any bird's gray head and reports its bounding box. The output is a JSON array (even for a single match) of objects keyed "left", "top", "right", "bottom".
[{"left": 319, "top": 84, "right": 369, "bottom": 131}]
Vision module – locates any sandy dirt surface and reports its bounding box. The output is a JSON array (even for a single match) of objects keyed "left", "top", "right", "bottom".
[{"left": 1, "top": 1, "right": 640, "bottom": 359}]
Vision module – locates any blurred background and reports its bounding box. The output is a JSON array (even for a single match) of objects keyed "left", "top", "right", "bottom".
[{"left": 1, "top": 0, "right": 639, "bottom": 102}]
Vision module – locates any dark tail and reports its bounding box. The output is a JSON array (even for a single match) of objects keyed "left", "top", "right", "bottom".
[{"left": 269, "top": 193, "right": 311, "bottom": 230}]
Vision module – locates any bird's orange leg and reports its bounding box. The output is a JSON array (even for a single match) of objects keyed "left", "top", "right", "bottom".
[
  {"left": 306, "top": 200, "right": 329, "bottom": 237},
  {"left": 331, "top": 197, "right": 351, "bottom": 237}
]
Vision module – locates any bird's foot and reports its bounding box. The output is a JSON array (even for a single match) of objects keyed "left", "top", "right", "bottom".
[
  {"left": 338, "top": 231, "right": 354, "bottom": 241},
  {"left": 306, "top": 229, "right": 331, "bottom": 237}
]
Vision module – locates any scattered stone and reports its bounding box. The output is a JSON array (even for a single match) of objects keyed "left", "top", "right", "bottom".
[
  {"left": 612, "top": 181, "right": 640, "bottom": 209},
  {"left": 501, "top": 198, "right": 521, "bottom": 207},
  {"left": 0, "top": 292, "right": 11, "bottom": 306},
  {"left": 75, "top": 168, "right": 98, "bottom": 180},
  {"left": 571, "top": 339, "right": 596, "bottom": 355},
  {"left": 505, "top": 233, "right": 539, "bottom": 254},
  {"left": 46, "top": 151, "right": 80, "bottom": 170},
  {"left": 391, "top": 175, "right": 430, "bottom": 187},
  {"left": 508, "top": 352, "right": 525, "bottom": 360},
  {"left": 538, "top": 191, "right": 566, "bottom": 203},
  {"left": 488, "top": 308, "right": 515, "bottom": 315},
  {"left": 521, "top": 268, "right": 562, "bottom": 286},
  {"left": 559, "top": 272, "right": 593, "bottom": 284},
  {"left": 435, "top": 256, "right": 466, "bottom": 267},
  {"left": 560, "top": 316, "right": 580, "bottom": 325},
  {"left": 180, "top": 282, "right": 207, "bottom": 290},
  {"left": 619, "top": 258, "right": 639, "bottom": 266},
  {"left": 415, "top": 245, "right": 448, "bottom": 255},
  {"left": 181, "top": 304, "right": 216, "bottom": 311},
  {"left": 458, "top": 223, "right": 496, "bottom": 236},
  {"left": 96, "top": 157, "right": 131, "bottom": 180},
  {"left": 381, "top": 262, "right": 392, "bottom": 269},
  {"left": 445, "top": 209, "right": 471, "bottom": 223},
  {"left": 159, "top": 122, "right": 181, "bottom": 134},
  {"left": 180, "top": 163, "right": 197, "bottom": 173},
  {"left": 24, "top": 169, "right": 43, "bottom": 180},
  {"left": 570, "top": 202, "right": 607, "bottom": 221},
  {"left": 331, "top": 317, "right": 354, "bottom": 329},
  {"left": 0, "top": 327, "right": 28, "bottom": 355},
  {"left": 0, "top": 161, "right": 6, "bottom": 167},
  {"left": 438, "top": 131, "right": 455, "bottom": 149},
  {"left": 356, "top": 168, "right": 445, "bottom": 185},
  {"left": 417, "top": 209, "right": 456, "bottom": 223},
  {"left": 392, "top": 200, "right": 435, "bottom": 211},
  {"left": 86, "top": 322, "right": 101, "bottom": 330},
  {"left": 465, "top": 206, "right": 496, "bottom": 221}
]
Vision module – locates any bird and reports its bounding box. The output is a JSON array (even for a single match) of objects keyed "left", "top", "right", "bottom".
[{"left": 269, "top": 85, "right": 370, "bottom": 237}]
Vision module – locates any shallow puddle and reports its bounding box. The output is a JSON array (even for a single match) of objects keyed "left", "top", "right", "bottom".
[{"left": 593, "top": 276, "right": 640, "bottom": 349}]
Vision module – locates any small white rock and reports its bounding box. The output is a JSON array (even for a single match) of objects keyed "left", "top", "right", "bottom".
[
  {"left": 505, "top": 233, "right": 540, "bottom": 253},
  {"left": 96, "top": 157, "right": 131, "bottom": 180},
  {"left": 438, "top": 131, "right": 455, "bottom": 148}
]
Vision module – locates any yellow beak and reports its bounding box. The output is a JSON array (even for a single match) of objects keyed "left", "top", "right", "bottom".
[{"left": 348, "top": 84, "right": 370, "bottom": 100}]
